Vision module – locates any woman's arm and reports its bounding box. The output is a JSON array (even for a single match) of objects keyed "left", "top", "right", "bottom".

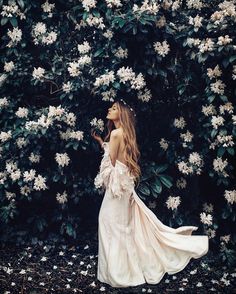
[{"left": 109, "top": 130, "right": 120, "bottom": 167}]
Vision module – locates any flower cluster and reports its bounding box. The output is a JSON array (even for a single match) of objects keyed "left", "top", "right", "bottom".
[
  {"left": 132, "top": 0, "right": 160, "bottom": 15},
  {"left": 31, "top": 22, "right": 57, "bottom": 45},
  {"left": 153, "top": 40, "right": 170, "bottom": 57},
  {"left": 177, "top": 152, "right": 204, "bottom": 175},
  {"left": 166, "top": 195, "right": 181, "bottom": 210},
  {"left": 6, "top": 27, "right": 22, "bottom": 48},
  {"left": 90, "top": 117, "right": 104, "bottom": 132}
]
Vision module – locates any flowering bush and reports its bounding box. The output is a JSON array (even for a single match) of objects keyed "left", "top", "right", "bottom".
[{"left": 0, "top": 0, "right": 235, "bottom": 265}]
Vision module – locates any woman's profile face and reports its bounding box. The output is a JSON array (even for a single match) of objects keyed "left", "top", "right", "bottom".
[{"left": 106, "top": 103, "right": 120, "bottom": 120}]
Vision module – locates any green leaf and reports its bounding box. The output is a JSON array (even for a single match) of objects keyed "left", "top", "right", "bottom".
[
  {"left": 154, "top": 164, "right": 168, "bottom": 173},
  {"left": 217, "top": 146, "right": 225, "bottom": 157},
  {"left": 211, "top": 129, "right": 218, "bottom": 138},
  {"left": 207, "top": 95, "right": 215, "bottom": 103},
  {"left": 227, "top": 147, "right": 235, "bottom": 156},
  {"left": 118, "top": 18, "right": 126, "bottom": 28},
  {"left": 138, "top": 183, "right": 150, "bottom": 196},
  {"left": 150, "top": 178, "right": 162, "bottom": 194},
  {"left": 113, "top": 81, "right": 120, "bottom": 89},
  {"left": 17, "top": 0, "right": 24, "bottom": 9},
  {"left": 94, "top": 48, "right": 104, "bottom": 57},
  {"left": 159, "top": 175, "right": 173, "bottom": 188},
  {"left": 229, "top": 55, "right": 236, "bottom": 63},
  {"left": 10, "top": 17, "right": 18, "bottom": 27},
  {"left": 220, "top": 95, "right": 228, "bottom": 102},
  {"left": 1, "top": 17, "right": 8, "bottom": 26}
]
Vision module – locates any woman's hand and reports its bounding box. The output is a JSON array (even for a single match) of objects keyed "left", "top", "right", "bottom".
[{"left": 91, "top": 129, "right": 103, "bottom": 145}]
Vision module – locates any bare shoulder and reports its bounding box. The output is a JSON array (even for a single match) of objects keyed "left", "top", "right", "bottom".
[{"left": 111, "top": 128, "right": 123, "bottom": 138}]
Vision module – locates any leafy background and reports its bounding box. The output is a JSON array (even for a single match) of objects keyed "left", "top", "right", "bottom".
[{"left": 0, "top": 0, "right": 236, "bottom": 267}]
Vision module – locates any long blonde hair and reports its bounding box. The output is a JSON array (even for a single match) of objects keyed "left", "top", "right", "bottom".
[{"left": 103, "top": 100, "right": 141, "bottom": 186}]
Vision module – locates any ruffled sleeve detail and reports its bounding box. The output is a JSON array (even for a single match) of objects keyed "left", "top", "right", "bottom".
[{"left": 94, "top": 142, "right": 135, "bottom": 200}]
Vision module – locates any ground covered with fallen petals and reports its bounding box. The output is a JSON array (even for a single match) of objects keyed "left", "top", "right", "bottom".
[{"left": 0, "top": 225, "right": 236, "bottom": 294}]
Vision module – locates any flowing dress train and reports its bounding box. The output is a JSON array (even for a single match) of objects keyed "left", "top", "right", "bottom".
[{"left": 94, "top": 142, "right": 209, "bottom": 288}]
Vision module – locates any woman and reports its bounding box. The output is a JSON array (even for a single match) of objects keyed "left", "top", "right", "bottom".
[{"left": 91, "top": 99, "right": 209, "bottom": 288}]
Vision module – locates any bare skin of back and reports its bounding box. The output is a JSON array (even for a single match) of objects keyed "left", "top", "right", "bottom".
[{"left": 109, "top": 128, "right": 127, "bottom": 166}]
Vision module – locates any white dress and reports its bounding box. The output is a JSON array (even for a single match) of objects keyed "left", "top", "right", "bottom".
[{"left": 94, "top": 141, "right": 209, "bottom": 288}]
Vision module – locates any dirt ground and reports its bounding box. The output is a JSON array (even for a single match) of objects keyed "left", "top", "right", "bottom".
[{"left": 0, "top": 225, "right": 235, "bottom": 294}]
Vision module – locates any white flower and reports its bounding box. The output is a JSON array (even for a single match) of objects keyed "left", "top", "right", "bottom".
[
  {"left": 7, "top": 27, "right": 22, "bottom": 47},
  {"left": 137, "top": 88, "right": 152, "bottom": 102},
  {"left": 94, "top": 70, "right": 115, "bottom": 87},
  {"left": 68, "top": 61, "right": 81, "bottom": 77},
  {"left": 206, "top": 228, "right": 216, "bottom": 239},
  {"left": 132, "top": 0, "right": 160, "bottom": 15},
  {"left": 176, "top": 177, "right": 187, "bottom": 189},
  {"left": 78, "top": 55, "right": 92, "bottom": 67},
  {"left": 82, "top": 0, "right": 97, "bottom": 12},
  {"left": 210, "top": 80, "right": 226, "bottom": 95},
  {"left": 42, "top": 31, "right": 57, "bottom": 45},
  {"left": 4, "top": 61, "right": 15, "bottom": 72},
  {"left": 188, "top": 152, "right": 203, "bottom": 166},
  {"left": 196, "top": 281, "right": 203, "bottom": 287},
  {"left": 159, "top": 138, "right": 169, "bottom": 151},
  {"left": 114, "top": 46, "right": 128, "bottom": 59},
  {"left": 177, "top": 161, "right": 193, "bottom": 175},
  {"left": 180, "top": 130, "right": 193, "bottom": 143},
  {"left": 130, "top": 72, "right": 146, "bottom": 90},
  {"left": 189, "top": 14, "right": 203, "bottom": 28},
  {"left": 5, "top": 191, "right": 16, "bottom": 200},
  {"left": 219, "top": 102, "right": 234, "bottom": 114},
  {"left": 166, "top": 196, "right": 181, "bottom": 210},
  {"left": 0, "top": 97, "right": 9, "bottom": 108},
  {"left": 41, "top": 1, "right": 55, "bottom": 13},
  {"left": 105, "top": 0, "right": 122, "bottom": 8},
  {"left": 103, "top": 29, "right": 113, "bottom": 39},
  {"left": 220, "top": 234, "right": 231, "bottom": 243},
  {"left": 16, "top": 107, "right": 29, "bottom": 118},
  {"left": 201, "top": 104, "right": 217, "bottom": 116},
  {"left": 62, "top": 81, "right": 73, "bottom": 93},
  {"left": 29, "top": 153, "right": 41, "bottom": 163},
  {"left": 224, "top": 190, "right": 236, "bottom": 205},
  {"left": 198, "top": 38, "right": 215, "bottom": 53},
  {"left": 41, "top": 256, "right": 47, "bottom": 261},
  {"left": 186, "top": 0, "right": 203, "bottom": 10},
  {"left": 216, "top": 134, "right": 234, "bottom": 148},
  {"left": 86, "top": 15, "right": 105, "bottom": 30},
  {"left": 217, "top": 35, "right": 232, "bottom": 46},
  {"left": 77, "top": 41, "right": 91, "bottom": 54},
  {"left": 55, "top": 152, "right": 70, "bottom": 167},
  {"left": 213, "top": 157, "right": 228, "bottom": 176},
  {"left": 56, "top": 191, "right": 68, "bottom": 204},
  {"left": 173, "top": 117, "right": 186, "bottom": 129},
  {"left": 202, "top": 202, "right": 214, "bottom": 213},
  {"left": 0, "top": 130, "right": 12, "bottom": 142},
  {"left": 200, "top": 212, "right": 213, "bottom": 225},
  {"left": 101, "top": 88, "right": 116, "bottom": 102},
  {"left": 32, "top": 67, "right": 45, "bottom": 80},
  {"left": 32, "top": 22, "right": 47, "bottom": 36},
  {"left": 23, "top": 170, "right": 36, "bottom": 182},
  {"left": 1, "top": 3, "right": 19, "bottom": 18},
  {"left": 211, "top": 115, "right": 225, "bottom": 129},
  {"left": 207, "top": 65, "right": 222, "bottom": 80},
  {"left": 90, "top": 118, "right": 104, "bottom": 132},
  {"left": 33, "top": 175, "right": 48, "bottom": 191},
  {"left": 117, "top": 66, "right": 135, "bottom": 83},
  {"left": 153, "top": 40, "right": 170, "bottom": 57}
]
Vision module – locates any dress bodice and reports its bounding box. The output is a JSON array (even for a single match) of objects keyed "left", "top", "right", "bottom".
[{"left": 94, "top": 142, "right": 135, "bottom": 199}]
